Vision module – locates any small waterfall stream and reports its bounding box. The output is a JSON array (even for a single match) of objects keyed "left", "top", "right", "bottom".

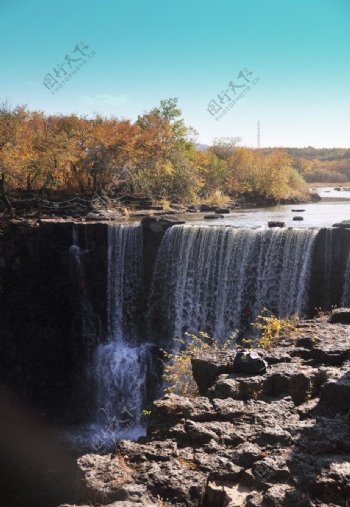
[
  {"left": 69, "top": 225, "right": 97, "bottom": 350},
  {"left": 148, "top": 225, "right": 317, "bottom": 342},
  {"left": 93, "top": 224, "right": 151, "bottom": 446},
  {"left": 342, "top": 252, "right": 350, "bottom": 307}
]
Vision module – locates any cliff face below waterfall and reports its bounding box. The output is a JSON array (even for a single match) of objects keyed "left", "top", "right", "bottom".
[
  {"left": 0, "top": 217, "right": 350, "bottom": 423},
  {"left": 0, "top": 220, "right": 108, "bottom": 422},
  {"left": 61, "top": 313, "right": 350, "bottom": 507},
  {"left": 1, "top": 218, "right": 350, "bottom": 506}
]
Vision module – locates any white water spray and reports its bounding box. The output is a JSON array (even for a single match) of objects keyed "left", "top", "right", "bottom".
[{"left": 149, "top": 225, "right": 317, "bottom": 342}]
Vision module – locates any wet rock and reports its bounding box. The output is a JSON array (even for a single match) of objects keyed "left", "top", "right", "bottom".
[
  {"left": 215, "top": 208, "right": 230, "bottom": 214},
  {"left": 204, "top": 214, "right": 224, "bottom": 219},
  {"left": 268, "top": 221, "right": 285, "bottom": 228},
  {"left": 200, "top": 204, "right": 217, "bottom": 212},
  {"left": 141, "top": 215, "right": 185, "bottom": 231},
  {"left": 332, "top": 220, "right": 350, "bottom": 228}
]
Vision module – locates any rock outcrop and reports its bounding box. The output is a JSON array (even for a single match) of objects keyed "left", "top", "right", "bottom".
[{"left": 62, "top": 315, "right": 350, "bottom": 506}]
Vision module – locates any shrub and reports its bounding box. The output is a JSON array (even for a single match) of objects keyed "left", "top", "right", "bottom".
[
  {"left": 254, "top": 309, "right": 299, "bottom": 349},
  {"left": 203, "top": 190, "right": 231, "bottom": 207},
  {"left": 162, "top": 332, "right": 234, "bottom": 396}
]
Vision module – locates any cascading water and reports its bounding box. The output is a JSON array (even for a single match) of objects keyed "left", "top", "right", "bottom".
[
  {"left": 342, "top": 252, "right": 350, "bottom": 307},
  {"left": 69, "top": 225, "right": 97, "bottom": 350},
  {"left": 148, "top": 225, "right": 317, "bottom": 343},
  {"left": 323, "top": 228, "right": 333, "bottom": 309},
  {"left": 93, "top": 224, "right": 152, "bottom": 446}
]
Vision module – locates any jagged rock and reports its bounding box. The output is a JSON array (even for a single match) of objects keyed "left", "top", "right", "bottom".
[
  {"left": 319, "top": 373, "right": 350, "bottom": 414},
  {"left": 151, "top": 394, "right": 216, "bottom": 423},
  {"left": 209, "top": 362, "right": 317, "bottom": 405},
  {"left": 329, "top": 307, "right": 350, "bottom": 324},
  {"left": 232, "top": 351, "right": 268, "bottom": 375},
  {"left": 263, "top": 350, "right": 291, "bottom": 365},
  {"left": 77, "top": 453, "right": 147, "bottom": 504},
  {"left": 211, "top": 398, "right": 246, "bottom": 421},
  {"left": 263, "top": 484, "right": 300, "bottom": 506},
  {"left": 192, "top": 350, "right": 236, "bottom": 394},
  {"left": 230, "top": 442, "right": 263, "bottom": 468},
  {"left": 136, "top": 459, "right": 207, "bottom": 507},
  {"left": 85, "top": 209, "right": 123, "bottom": 221},
  {"left": 65, "top": 320, "right": 350, "bottom": 507}
]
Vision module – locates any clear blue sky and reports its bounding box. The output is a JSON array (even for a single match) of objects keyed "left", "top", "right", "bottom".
[{"left": 1, "top": 0, "right": 349, "bottom": 147}]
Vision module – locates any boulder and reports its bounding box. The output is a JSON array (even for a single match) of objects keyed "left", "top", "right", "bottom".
[
  {"left": 192, "top": 349, "right": 236, "bottom": 394},
  {"left": 233, "top": 351, "right": 268, "bottom": 375},
  {"left": 215, "top": 208, "right": 230, "bottom": 214},
  {"left": 329, "top": 307, "right": 350, "bottom": 324},
  {"left": 200, "top": 204, "right": 217, "bottom": 212},
  {"left": 332, "top": 220, "right": 350, "bottom": 228},
  {"left": 293, "top": 216, "right": 304, "bottom": 221},
  {"left": 204, "top": 214, "right": 224, "bottom": 219},
  {"left": 268, "top": 221, "right": 285, "bottom": 228}
]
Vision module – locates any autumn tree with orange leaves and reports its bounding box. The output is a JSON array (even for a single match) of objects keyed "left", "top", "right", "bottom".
[{"left": 0, "top": 98, "right": 308, "bottom": 207}]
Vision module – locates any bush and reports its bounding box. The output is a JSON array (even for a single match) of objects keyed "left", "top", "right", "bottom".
[
  {"left": 253, "top": 309, "right": 299, "bottom": 349},
  {"left": 162, "top": 332, "right": 234, "bottom": 396},
  {"left": 203, "top": 190, "right": 231, "bottom": 206}
]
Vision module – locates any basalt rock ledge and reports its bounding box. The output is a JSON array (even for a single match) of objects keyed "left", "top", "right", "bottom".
[{"left": 61, "top": 313, "right": 350, "bottom": 507}]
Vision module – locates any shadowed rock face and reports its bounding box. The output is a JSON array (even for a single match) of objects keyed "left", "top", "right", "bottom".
[
  {"left": 1, "top": 221, "right": 350, "bottom": 424},
  {"left": 2, "top": 221, "right": 350, "bottom": 506},
  {"left": 0, "top": 220, "right": 108, "bottom": 423},
  {"left": 309, "top": 227, "right": 350, "bottom": 312},
  {"left": 64, "top": 315, "right": 350, "bottom": 507}
]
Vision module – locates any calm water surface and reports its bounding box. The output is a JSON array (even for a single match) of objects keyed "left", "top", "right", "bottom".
[{"left": 179, "top": 200, "right": 350, "bottom": 228}]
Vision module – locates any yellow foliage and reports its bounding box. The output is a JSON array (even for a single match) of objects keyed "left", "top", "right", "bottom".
[
  {"left": 254, "top": 309, "right": 299, "bottom": 349},
  {"left": 203, "top": 190, "right": 231, "bottom": 206},
  {"left": 163, "top": 332, "right": 234, "bottom": 396}
]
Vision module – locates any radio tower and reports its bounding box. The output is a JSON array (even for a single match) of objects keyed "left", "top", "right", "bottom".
[{"left": 257, "top": 120, "right": 261, "bottom": 149}]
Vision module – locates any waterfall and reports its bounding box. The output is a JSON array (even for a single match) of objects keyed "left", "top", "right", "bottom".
[
  {"left": 93, "top": 224, "right": 152, "bottom": 446},
  {"left": 148, "top": 225, "right": 317, "bottom": 343},
  {"left": 323, "top": 228, "right": 333, "bottom": 309},
  {"left": 69, "top": 224, "right": 97, "bottom": 350},
  {"left": 342, "top": 252, "right": 350, "bottom": 307}
]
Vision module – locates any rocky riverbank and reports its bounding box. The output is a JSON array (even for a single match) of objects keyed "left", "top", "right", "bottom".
[{"left": 60, "top": 311, "right": 350, "bottom": 507}]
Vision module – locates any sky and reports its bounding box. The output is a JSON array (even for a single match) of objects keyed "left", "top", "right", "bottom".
[{"left": 0, "top": 0, "right": 349, "bottom": 147}]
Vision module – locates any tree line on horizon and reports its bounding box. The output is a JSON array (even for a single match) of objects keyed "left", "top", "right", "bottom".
[{"left": 1, "top": 97, "right": 338, "bottom": 207}]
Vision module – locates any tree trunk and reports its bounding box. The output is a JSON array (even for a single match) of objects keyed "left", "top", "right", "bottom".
[{"left": 0, "top": 174, "right": 15, "bottom": 216}]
